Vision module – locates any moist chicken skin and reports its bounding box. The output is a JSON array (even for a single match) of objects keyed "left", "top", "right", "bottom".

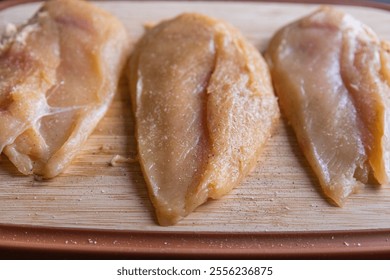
[
  {"left": 129, "top": 13, "right": 279, "bottom": 225},
  {"left": 266, "top": 6, "right": 390, "bottom": 205},
  {"left": 0, "top": 0, "right": 130, "bottom": 178}
]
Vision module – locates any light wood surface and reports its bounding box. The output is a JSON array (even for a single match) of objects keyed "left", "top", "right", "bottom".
[{"left": 0, "top": 1, "right": 389, "bottom": 232}]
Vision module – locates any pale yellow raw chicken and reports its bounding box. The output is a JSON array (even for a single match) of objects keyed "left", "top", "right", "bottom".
[
  {"left": 129, "top": 14, "right": 279, "bottom": 225},
  {"left": 266, "top": 7, "right": 390, "bottom": 205},
  {"left": 0, "top": 0, "right": 130, "bottom": 178}
]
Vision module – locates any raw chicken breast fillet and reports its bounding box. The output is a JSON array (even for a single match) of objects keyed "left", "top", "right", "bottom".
[
  {"left": 0, "top": 0, "right": 129, "bottom": 178},
  {"left": 266, "top": 7, "right": 390, "bottom": 205},
  {"left": 129, "top": 13, "right": 279, "bottom": 225}
]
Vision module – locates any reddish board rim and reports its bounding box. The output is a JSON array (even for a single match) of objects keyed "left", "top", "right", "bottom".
[
  {"left": 0, "top": 0, "right": 390, "bottom": 258},
  {"left": 2, "top": 223, "right": 390, "bottom": 258}
]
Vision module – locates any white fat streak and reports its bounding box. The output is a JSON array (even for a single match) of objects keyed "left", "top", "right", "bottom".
[
  {"left": 208, "top": 36, "right": 215, "bottom": 53},
  {"left": 136, "top": 70, "right": 143, "bottom": 110},
  {"left": 178, "top": 134, "right": 201, "bottom": 163},
  {"left": 46, "top": 105, "right": 85, "bottom": 116}
]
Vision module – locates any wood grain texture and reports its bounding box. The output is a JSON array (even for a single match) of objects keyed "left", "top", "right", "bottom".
[{"left": 0, "top": 1, "right": 390, "bottom": 232}]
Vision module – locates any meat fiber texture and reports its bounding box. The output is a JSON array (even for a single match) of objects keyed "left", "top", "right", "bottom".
[
  {"left": 129, "top": 13, "right": 280, "bottom": 225},
  {"left": 266, "top": 6, "right": 390, "bottom": 206},
  {"left": 0, "top": 0, "right": 130, "bottom": 178}
]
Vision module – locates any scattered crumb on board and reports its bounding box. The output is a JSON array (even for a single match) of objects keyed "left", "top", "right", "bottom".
[
  {"left": 109, "top": 154, "right": 138, "bottom": 166},
  {"left": 33, "top": 175, "right": 43, "bottom": 181},
  {"left": 143, "top": 21, "right": 156, "bottom": 29}
]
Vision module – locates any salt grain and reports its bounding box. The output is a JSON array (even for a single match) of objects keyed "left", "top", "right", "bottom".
[{"left": 88, "top": 239, "right": 97, "bottom": 245}]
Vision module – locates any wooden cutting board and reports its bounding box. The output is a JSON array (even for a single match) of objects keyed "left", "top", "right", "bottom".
[{"left": 0, "top": 0, "right": 390, "bottom": 233}]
